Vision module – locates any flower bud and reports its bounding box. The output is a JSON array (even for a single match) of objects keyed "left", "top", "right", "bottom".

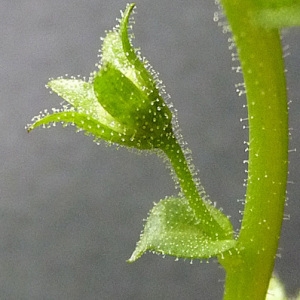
[{"left": 27, "top": 3, "right": 173, "bottom": 150}]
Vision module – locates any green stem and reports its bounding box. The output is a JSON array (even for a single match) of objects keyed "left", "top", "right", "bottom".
[
  {"left": 220, "top": 1, "right": 289, "bottom": 299},
  {"left": 161, "top": 135, "right": 228, "bottom": 239}
]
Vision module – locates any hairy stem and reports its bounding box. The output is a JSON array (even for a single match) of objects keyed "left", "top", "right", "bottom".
[
  {"left": 161, "top": 135, "right": 228, "bottom": 239},
  {"left": 220, "top": 1, "right": 289, "bottom": 299}
]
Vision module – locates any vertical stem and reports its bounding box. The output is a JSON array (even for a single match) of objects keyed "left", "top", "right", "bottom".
[
  {"left": 220, "top": 1, "right": 289, "bottom": 299},
  {"left": 161, "top": 136, "right": 229, "bottom": 239}
]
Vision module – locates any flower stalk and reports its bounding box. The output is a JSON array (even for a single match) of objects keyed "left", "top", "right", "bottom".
[{"left": 161, "top": 136, "right": 231, "bottom": 239}]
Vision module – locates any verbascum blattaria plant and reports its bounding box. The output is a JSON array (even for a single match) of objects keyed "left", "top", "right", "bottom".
[{"left": 27, "top": 2, "right": 300, "bottom": 299}]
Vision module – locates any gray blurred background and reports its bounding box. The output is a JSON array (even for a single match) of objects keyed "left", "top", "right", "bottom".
[{"left": 1, "top": 0, "right": 300, "bottom": 299}]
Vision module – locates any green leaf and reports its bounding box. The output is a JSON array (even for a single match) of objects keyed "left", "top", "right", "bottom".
[{"left": 128, "top": 197, "right": 236, "bottom": 262}]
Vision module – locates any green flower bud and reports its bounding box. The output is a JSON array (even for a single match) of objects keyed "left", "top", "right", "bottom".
[{"left": 27, "top": 3, "right": 173, "bottom": 150}]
